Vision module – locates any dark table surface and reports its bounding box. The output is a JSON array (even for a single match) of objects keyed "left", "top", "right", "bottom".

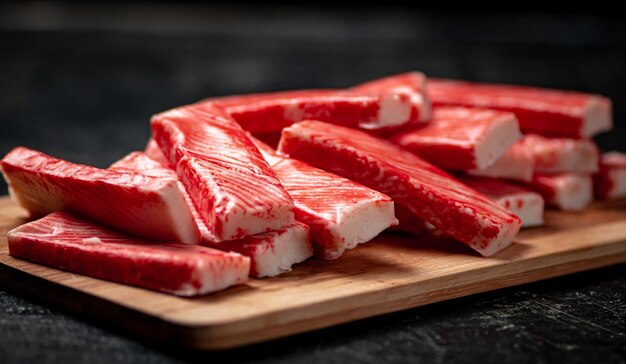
[{"left": 1, "top": 3, "right": 625, "bottom": 363}]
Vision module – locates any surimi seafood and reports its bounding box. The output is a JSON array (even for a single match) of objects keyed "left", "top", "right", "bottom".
[
  {"left": 459, "top": 176, "right": 544, "bottom": 228},
  {"left": 351, "top": 71, "right": 431, "bottom": 127},
  {"left": 526, "top": 173, "right": 593, "bottom": 211},
  {"left": 254, "top": 138, "right": 397, "bottom": 260},
  {"left": 468, "top": 134, "right": 599, "bottom": 180},
  {"left": 594, "top": 151, "right": 626, "bottom": 200},
  {"left": 7, "top": 212, "right": 249, "bottom": 296},
  {"left": 0, "top": 147, "right": 200, "bottom": 244},
  {"left": 428, "top": 79, "right": 612, "bottom": 138},
  {"left": 279, "top": 120, "right": 522, "bottom": 257},
  {"left": 392, "top": 107, "right": 521, "bottom": 170},
  {"left": 111, "top": 151, "right": 313, "bottom": 277},
  {"left": 523, "top": 134, "right": 599, "bottom": 174},
  {"left": 3, "top": 71, "right": 618, "bottom": 296},
  {"left": 151, "top": 102, "right": 295, "bottom": 241},
  {"left": 210, "top": 72, "right": 430, "bottom": 134},
  {"left": 468, "top": 139, "right": 535, "bottom": 182},
  {"left": 205, "top": 222, "right": 313, "bottom": 278}
]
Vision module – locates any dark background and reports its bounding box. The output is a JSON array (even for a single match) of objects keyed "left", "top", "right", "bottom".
[{"left": 1, "top": 2, "right": 625, "bottom": 363}]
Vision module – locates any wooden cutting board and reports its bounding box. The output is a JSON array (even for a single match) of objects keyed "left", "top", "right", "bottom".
[{"left": 1, "top": 196, "right": 626, "bottom": 350}]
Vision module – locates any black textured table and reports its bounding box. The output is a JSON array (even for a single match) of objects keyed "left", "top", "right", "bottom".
[{"left": 0, "top": 4, "right": 625, "bottom": 363}]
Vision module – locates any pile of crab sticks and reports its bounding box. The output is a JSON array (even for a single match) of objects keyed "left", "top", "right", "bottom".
[{"left": 2, "top": 72, "right": 623, "bottom": 296}]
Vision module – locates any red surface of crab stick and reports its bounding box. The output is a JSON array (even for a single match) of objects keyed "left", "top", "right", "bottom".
[
  {"left": 7, "top": 212, "right": 249, "bottom": 296},
  {"left": 392, "top": 107, "right": 522, "bottom": 170},
  {"left": 210, "top": 72, "right": 430, "bottom": 134},
  {"left": 526, "top": 173, "right": 593, "bottom": 211},
  {"left": 523, "top": 134, "right": 599, "bottom": 174},
  {"left": 0, "top": 147, "right": 200, "bottom": 244},
  {"left": 467, "top": 139, "right": 535, "bottom": 182},
  {"left": 459, "top": 176, "right": 544, "bottom": 228},
  {"left": 254, "top": 138, "right": 398, "bottom": 260},
  {"left": 279, "top": 121, "right": 522, "bottom": 257},
  {"left": 111, "top": 152, "right": 313, "bottom": 277},
  {"left": 151, "top": 102, "right": 295, "bottom": 242},
  {"left": 205, "top": 222, "right": 312, "bottom": 278},
  {"left": 428, "top": 79, "right": 612, "bottom": 138},
  {"left": 594, "top": 152, "right": 626, "bottom": 200}
]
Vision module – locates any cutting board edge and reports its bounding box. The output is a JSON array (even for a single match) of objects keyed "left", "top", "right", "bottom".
[
  {"left": 2, "top": 243, "right": 625, "bottom": 350},
  {"left": 172, "top": 245, "right": 626, "bottom": 349}
]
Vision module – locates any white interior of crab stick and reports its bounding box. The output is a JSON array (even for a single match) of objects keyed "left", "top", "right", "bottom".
[
  {"left": 609, "top": 169, "right": 626, "bottom": 198},
  {"left": 530, "top": 174, "right": 593, "bottom": 211},
  {"left": 352, "top": 71, "right": 431, "bottom": 126},
  {"left": 251, "top": 223, "right": 312, "bottom": 278},
  {"left": 208, "top": 222, "right": 312, "bottom": 278},
  {"left": 501, "top": 193, "right": 544, "bottom": 228},
  {"left": 274, "top": 162, "right": 397, "bottom": 259},
  {"left": 583, "top": 97, "right": 613, "bottom": 138},
  {"left": 469, "top": 140, "right": 534, "bottom": 182},
  {"left": 605, "top": 169, "right": 626, "bottom": 199},
  {"left": 375, "top": 92, "right": 415, "bottom": 129},
  {"left": 594, "top": 152, "right": 626, "bottom": 199},
  {"left": 551, "top": 175, "right": 593, "bottom": 211},
  {"left": 299, "top": 196, "right": 395, "bottom": 259},
  {"left": 473, "top": 113, "right": 522, "bottom": 170}
]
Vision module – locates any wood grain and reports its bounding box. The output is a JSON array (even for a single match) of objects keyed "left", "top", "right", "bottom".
[{"left": 1, "top": 196, "right": 625, "bottom": 350}]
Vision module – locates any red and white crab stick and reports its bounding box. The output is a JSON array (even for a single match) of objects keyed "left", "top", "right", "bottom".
[
  {"left": 468, "top": 134, "right": 599, "bottom": 181},
  {"left": 392, "top": 107, "right": 522, "bottom": 170},
  {"left": 428, "top": 79, "right": 612, "bottom": 138},
  {"left": 594, "top": 152, "right": 626, "bottom": 200},
  {"left": 7, "top": 212, "right": 250, "bottom": 296},
  {"left": 151, "top": 102, "right": 295, "bottom": 241},
  {"left": 1, "top": 147, "right": 200, "bottom": 244},
  {"left": 209, "top": 72, "right": 430, "bottom": 135},
  {"left": 279, "top": 120, "right": 522, "bottom": 257}
]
